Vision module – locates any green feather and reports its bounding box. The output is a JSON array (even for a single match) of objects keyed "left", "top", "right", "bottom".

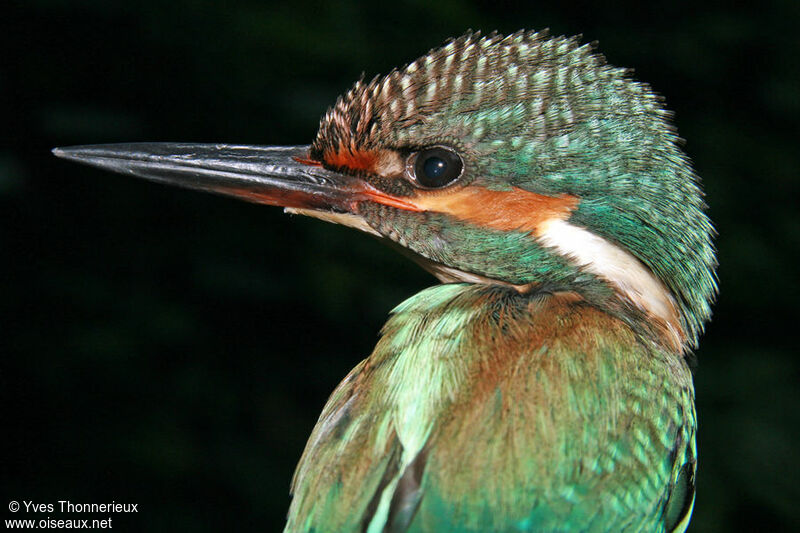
[
  {"left": 315, "top": 29, "right": 717, "bottom": 349},
  {"left": 288, "top": 29, "right": 713, "bottom": 532},
  {"left": 286, "top": 284, "right": 696, "bottom": 532}
]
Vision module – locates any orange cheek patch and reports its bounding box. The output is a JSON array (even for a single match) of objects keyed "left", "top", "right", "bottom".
[
  {"left": 360, "top": 183, "right": 423, "bottom": 212},
  {"left": 315, "top": 144, "right": 577, "bottom": 232},
  {"left": 408, "top": 186, "right": 579, "bottom": 235}
]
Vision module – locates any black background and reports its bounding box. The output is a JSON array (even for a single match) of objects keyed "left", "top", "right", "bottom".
[{"left": 3, "top": 1, "right": 799, "bottom": 531}]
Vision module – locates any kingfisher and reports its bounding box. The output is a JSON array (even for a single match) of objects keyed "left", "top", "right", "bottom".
[{"left": 54, "top": 30, "right": 716, "bottom": 532}]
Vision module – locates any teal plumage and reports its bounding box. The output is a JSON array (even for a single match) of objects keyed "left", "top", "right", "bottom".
[
  {"left": 54, "top": 29, "right": 716, "bottom": 533},
  {"left": 316, "top": 30, "right": 715, "bottom": 348},
  {"left": 287, "top": 30, "right": 714, "bottom": 531},
  {"left": 287, "top": 284, "right": 696, "bottom": 532}
]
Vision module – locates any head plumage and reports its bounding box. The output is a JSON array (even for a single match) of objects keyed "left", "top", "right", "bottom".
[
  {"left": 312, "top": 30, "right": 611, "bottom": 158},
  {"left": 311, "top": 29, "right": 717, "bottom": 351}
]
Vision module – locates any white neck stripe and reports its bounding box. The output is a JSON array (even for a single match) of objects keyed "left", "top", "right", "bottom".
[{"left": 538, "top": 219, "right": 683, "bottom": 347}]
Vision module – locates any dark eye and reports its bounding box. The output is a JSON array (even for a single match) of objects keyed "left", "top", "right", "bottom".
[{"left": 412, "top": 146, "right": 463, "bottom": 188}]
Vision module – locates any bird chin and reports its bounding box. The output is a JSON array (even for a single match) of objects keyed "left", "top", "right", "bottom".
[
  {"left": 284, "top": 207, "right": 382, "bottom": 237},
  {"left": 285, "top": 206, "right": 529, "bottom": 293}
]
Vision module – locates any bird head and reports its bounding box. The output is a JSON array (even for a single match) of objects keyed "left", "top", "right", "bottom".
[{"left": 54, "top": 30, "right": 716, "bottom": 353}]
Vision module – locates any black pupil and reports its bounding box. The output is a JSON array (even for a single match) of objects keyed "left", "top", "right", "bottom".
[
  {"left": 424, "top": 157, "right": 447, "bottom": 179},
  {"left": 415, "top": 147, "right": 462, "bottom": 188}
]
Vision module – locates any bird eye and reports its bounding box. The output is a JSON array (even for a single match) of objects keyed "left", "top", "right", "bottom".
[{"left": 411, "top": 146, "right": 463, "bottom": 188}]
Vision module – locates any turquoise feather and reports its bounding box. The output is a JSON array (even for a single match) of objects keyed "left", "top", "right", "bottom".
[
  {"left": 285, "top": 30, "right": 715, "bottom": 532},
  {"left": 52, "top": 28, "right": 716, "bottom": 533},
  {"left": 287, "top": 284, "right": 696, "bottom": 532}
]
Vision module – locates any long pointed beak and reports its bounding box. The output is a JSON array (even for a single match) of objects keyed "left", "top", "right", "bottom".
[{"left": 52, "top": 143, "right": 417, "bottom": 212}]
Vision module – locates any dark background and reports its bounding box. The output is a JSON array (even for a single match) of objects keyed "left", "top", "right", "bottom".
[{"left": 2, "top": 1, "right": 798, "bottom": 531}]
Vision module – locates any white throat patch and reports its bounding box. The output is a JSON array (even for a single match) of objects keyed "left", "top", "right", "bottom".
[
  {"left": 538, "top": 218, "right": 683, "bottom": 348},
  {"left": 285, "top": 206, "right": 685, "bottom": 350}
]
